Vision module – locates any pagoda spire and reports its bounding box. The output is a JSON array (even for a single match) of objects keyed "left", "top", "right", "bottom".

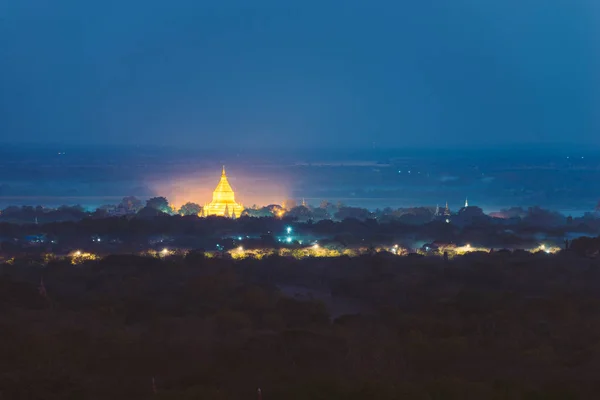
[
  {"left": 464, "top": 197, "right": 468, "bottom": 208},
  {"left": 203, "top": 166, "right": 244, "bottom": 217},
  {"left": 444, "top": 201, "right": 450, "bottom": 216}
]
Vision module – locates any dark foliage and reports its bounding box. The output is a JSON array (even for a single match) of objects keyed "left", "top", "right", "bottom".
[
  {"left": 1, "top": 250, "right": 600, "bottom": 398},
  {"left": 1, "top": 210, "right": 600, "bottom": 259}
]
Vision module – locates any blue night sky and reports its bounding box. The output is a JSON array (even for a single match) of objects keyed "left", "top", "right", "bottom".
[{"left": 1, "top": 0, "right": 598, "bottom": 150}]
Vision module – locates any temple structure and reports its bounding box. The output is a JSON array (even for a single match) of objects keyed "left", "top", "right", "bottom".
[
  {"left": 203, "top": 166, "right": 244, "bottom": 217},
  {"left": 444, "top": 202, "right": 451, "bottom": 216}
]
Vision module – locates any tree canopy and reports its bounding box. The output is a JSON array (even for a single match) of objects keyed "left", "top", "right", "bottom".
[
  {"left": 1, "top": 249, "right": 600, "bottom": 398},
  {"left": 146, "top": 197, "right": 173, "bottom": 214},
  {"left": 178, "top": 202, "right": 202, "bottom": 216}
]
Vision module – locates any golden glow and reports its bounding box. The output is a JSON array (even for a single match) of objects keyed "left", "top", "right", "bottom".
[
  {"left": 70, "top": 251, "right": 97, "bottom": 265},
  {"left": 228, "top": 246, "right": 358, "bottom": 260},
  {"left": 226, "top": 245, "right": 411, "bottom": 260},
  {"left": 203, "top": 166, "right": 244, "bottom": 217},
  {"left": 534, "top": 244, "right": 559, "bottom": 254},
  {"left": 455, "top": 244, "right": 482, "bottom": 254}
]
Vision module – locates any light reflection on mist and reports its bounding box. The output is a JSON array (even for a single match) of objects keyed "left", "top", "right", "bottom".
[{"left": 148, "top": 168, "right": 290, "bottom": 209}]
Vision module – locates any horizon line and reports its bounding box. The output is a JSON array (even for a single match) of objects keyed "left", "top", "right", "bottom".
[{"left": 0, "top": 142, "right": 597, "bottom": 153}]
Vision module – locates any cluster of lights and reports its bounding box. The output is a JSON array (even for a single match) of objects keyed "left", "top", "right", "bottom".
[
  {"left": 70, "top": 250, "right": 97, "bottom": 265},
  {"left": 284, "top": 226, "right": 293, "bottom": 243},
  {"left": 57, "top": 241, "right": 564, "bottom": 265}
]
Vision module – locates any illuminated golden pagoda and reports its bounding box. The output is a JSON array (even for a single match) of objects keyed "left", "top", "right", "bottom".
[{"left": 203, "top": 166, "right": 244, "bottom": 217}]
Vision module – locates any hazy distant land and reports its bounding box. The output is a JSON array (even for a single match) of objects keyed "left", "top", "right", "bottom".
[{"left": 0, "top": 145, "right": 598, "bottom": 216}]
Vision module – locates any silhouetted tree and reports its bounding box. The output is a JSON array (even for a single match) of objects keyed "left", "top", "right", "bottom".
[
  {"left": 136, "top": 206, "right": 167, "bottom": 218},
  {"left": 178, "top": 202, "right": 201, "bottom": 216},
  {"left": 146, "top": 197, "right": 173, "bottom": 214},
  {"left": 286, "top": 206, "right": 312, "bottom": 220},
  {"left": 524, "top": 206, "right": 565, "bottom": 227},
  {"left": 311, "top": 208, "right": 329, "bottom": 220},
  {"left": 120, "top": 196, "right": 143, "bottom": 213},
  {"left": 334, "top": 207, "right": 372, "bottom": 221}
]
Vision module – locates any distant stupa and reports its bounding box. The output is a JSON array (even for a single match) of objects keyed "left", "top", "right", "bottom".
[
  {"left": 203, "top": 166, "right": 244, "bottom": 217},
  {"left": 464, "top": 197, "right": 469, "bottom": 208}
]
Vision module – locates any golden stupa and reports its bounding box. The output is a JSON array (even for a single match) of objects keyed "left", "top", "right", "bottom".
[{"left": 203, "top": 166, "right": 244, "bottom": 218}]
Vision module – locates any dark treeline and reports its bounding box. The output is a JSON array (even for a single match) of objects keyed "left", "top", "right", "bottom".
[
  {"left": 1, "top": 209, "right": 600, "bottom": 257},
  {"left": 2, "top": 198, "right": 600, "bottom": 229},
  {"left": 3, "top": 250, "right": 600, "bottom": 398}
]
